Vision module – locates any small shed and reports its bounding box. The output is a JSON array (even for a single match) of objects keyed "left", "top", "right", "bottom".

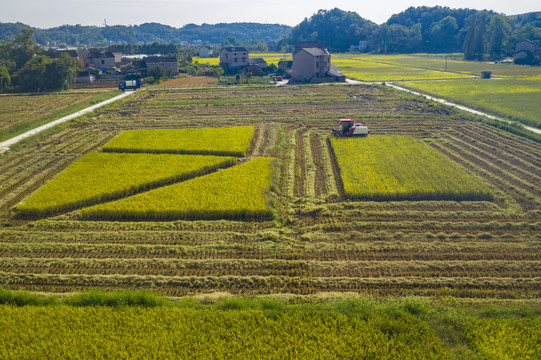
[{"left": 481, "top": 71, "right": 492, "bottom": 79}]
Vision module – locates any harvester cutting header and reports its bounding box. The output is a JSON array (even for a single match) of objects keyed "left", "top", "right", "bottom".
[{"left": 331, "top": 119, "right": 369, "bottom": 137}]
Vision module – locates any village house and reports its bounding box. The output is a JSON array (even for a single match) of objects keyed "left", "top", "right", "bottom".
[
  {"left": 199, "top": 46, "right": 213, "bottom": 58},
  {"left": 85, "top": 50, "right": 116, "bottom": 70},
  {"left": 291, "top": 42, "right": 346, "bottom": 83},
  {"left": 144, "top": 56, "right": 179, "bottom": 76},
  {"left": 349, "top": 40, "right": 370, "bottom": 53},
  {"left": 248, "top": 58, "right": 268, "bottom": 69},
  {"left": 219, "top": 46, "right": 249, "bottom": 68}
]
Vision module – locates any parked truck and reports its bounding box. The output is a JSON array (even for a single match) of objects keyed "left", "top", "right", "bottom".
[{"left": 119, "top": 75, "right": 141, "bottom": 91}]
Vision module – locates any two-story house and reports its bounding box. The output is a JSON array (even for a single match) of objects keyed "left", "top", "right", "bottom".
[{"left": 219, "top": 46, "right": 249, "bottom": 68}]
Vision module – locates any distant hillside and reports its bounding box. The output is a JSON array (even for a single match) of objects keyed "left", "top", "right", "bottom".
[{"left": 0, "top": 22, "right": 291, "bottom": 45}]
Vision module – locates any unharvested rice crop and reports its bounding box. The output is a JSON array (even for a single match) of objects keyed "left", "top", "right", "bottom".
[
  {"left": 102, "top": 126, "right": 254, "bottom": 156},
  {"left": 0, "top": 304, "right": 447, "bottom": 359},
  {"left": 15, "top": 153, "right": 235, "bottom": 217},
  {"left": 330, "top": 135, "right": 492, "bottom": 201},
  {"left": 82, "top": 157, "right": 275, "bottom": 221},
  {"left": 464, "top": 317, "right": 541, "bottom": 359}
]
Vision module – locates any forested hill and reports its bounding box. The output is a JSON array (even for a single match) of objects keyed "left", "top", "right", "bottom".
[
  {"left": 0, "top": 22, "right": 291, "bottom": 45},
  {"left": 279, "top": 7, "right": 540, "bottom": 57},
  {"left": 277, "top": 8, "right": 377, "bottom": 52}
]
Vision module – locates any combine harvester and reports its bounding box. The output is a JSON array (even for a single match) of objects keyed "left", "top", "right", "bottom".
[{"left": 331, "top": 119, "right": 369, "bottom": 137}]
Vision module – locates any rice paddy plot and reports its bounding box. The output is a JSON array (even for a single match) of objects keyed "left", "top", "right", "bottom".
[
  {"left": 332, "top": 57, "right": 471, "bottom": 82},
  {"left": 15, "top": 153, "right": 235, "bottom": 217},
  {"left": 397, "top": 79, "right": 541, "bottom": 128},
  {"left": 81, "top": 157, "right": 276, "bottom": 221},
  {"left": 102, "top": 126, "right": 254, "bottom": 156},
  {"left": 330, "top": 135, "right": 493, "bottom": 201},
  {"left": 339, "top": 54, "right": 541, "bottom": 78}
]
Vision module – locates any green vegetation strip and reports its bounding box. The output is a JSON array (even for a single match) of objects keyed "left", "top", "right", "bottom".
[
  {"left": 0, "top": 289, "right": 539, "bottom": 359},
  {"left": 102, "top": 126, "right": 254, "bottom": 156},
  {"left": 0, "top": 91, "right": 119, "bottom": 143},
  {"left": 397, "top": 79, "right": 541, "bottom": 128},
  {"left": 15, "top": 153, "right": 235, "bottom": 217},
  {"left": 82, "top": 157, "right": 275, "bottom": 221},
  {"left": 330, "top": 135, "right": 492, "bottom": 201}
]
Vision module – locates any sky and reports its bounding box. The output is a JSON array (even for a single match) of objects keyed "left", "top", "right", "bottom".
[{"left": 1, "top": 0, "right": 539, "bottom": 28}]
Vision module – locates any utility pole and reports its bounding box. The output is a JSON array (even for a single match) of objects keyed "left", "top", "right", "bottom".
[{"left": 445, "top": 55, "right": 448, "bottom": 72}]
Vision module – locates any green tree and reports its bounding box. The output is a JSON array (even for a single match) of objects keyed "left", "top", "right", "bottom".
[
  {"left": 9, "top": 29, "right": 39, "bottom": 70},
  {"left": 463, "top": 13, "right": 486, "bottom": 61},
  {"left": 148, "top": 65, "right": 165, "bottom": 82},
  {"left": 429, "top": 16, "right": 458, "bottom": 52},
  {"left": 488, "top": 14, "right": 511, "bottom": 59},
  {"left": 14, "top": 53, "right": 79, "bottom": 92},
  {"left": 0, "top": 64, "right": 11, "bottom": 91}
]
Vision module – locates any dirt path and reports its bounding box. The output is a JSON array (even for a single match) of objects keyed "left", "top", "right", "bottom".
[{"left": 0, "top": 91, "right": 135, "bottom": 153}]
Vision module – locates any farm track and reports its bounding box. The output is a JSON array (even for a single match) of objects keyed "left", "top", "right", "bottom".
[
  {"left": 326, "top": 137, "right": 345, "bottom": 199},
  {"left": 294, "top": 132, "right": 306, "bottom": 197},
  {"left": 310, "top": 133, "right": 326, "bottom": 197},
  {"left": 0, "top": 85, "right": 540, "bottom": 298}
]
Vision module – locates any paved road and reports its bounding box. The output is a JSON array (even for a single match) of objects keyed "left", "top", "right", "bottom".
[{"left": 0, "top": 90, "right": 135, "bottom": 153}]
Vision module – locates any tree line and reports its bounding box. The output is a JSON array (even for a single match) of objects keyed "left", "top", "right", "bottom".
[
  {"left": 0, "top": 22, "right": 290, "bottom": 46},
  {"left": 0, "top": 29, "right": 79, "bottom": 92},
  {"left": 278, "top": 7, "right": 541, "bottom": 61}
]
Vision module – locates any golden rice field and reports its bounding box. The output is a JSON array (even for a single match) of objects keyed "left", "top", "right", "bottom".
[
  {"left": 82, "top": 157, "right": 275, "bottom": 221},
  {"left": 330, "top": 135, "right": 493, "bottom": 201},
  {"left": 102, "top": 126, "right": 254, "bottom": 156},
  {"left": 15, "top": 153, "right": 236, "bottom": 218}
]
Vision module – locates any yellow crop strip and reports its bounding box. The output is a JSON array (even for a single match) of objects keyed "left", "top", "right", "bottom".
[
  {"left": 102, "top": 126, "right": 254, "bottom": 156},
  {"left": 330, "top": 135, "right": 492, "bottom": 201},
  {"left": 82, "top": 157, "right": 275, "bottom": 221},
  {"left": 15, "top": 153, "right": 236, "bottom": 217}
]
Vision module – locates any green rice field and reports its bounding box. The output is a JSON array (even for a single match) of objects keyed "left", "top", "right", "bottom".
[{"left": 398, "top": 79, "right": 541, "bottom": 128}]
